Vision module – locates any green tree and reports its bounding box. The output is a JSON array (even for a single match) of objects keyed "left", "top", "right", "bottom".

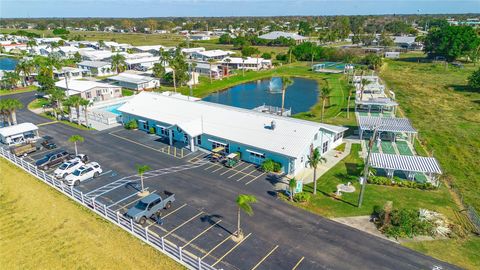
[
  {"left": 468, "top": 68, "right": 480, "bottom": 91},
  {"left": 319, "top": 86, "right": 332, "bottom": 122},
  {"left": 424, "top": 25, "right": 480, "bottom": 61},
  {"left": 136, "top": 164, "right": 151, "bottom": 195},
  {"left": 281, "top": 77, "right": 293, "bottom": 114},
  {"left": 79, "top": 98, "right": 90, "bottom": 127},
  {"left": 288, "top": 178, "right": 297, "bottom": 201},
  {"left": 364, "top": 54, "right": 383, "bottom": 70},
  {"left": 46, "top": 87, "right": 65, "bottom": 119},
  {"left": 152, "top": 63, "right": 166, "bottom": 79},
  {"left": 308, "top": 148, "right": 326, "bottom": 195},
  {"left": 207, "top": 58, "right": 216, "bottom": 83},
  {"left": 111, "top": 53, "right": 126, "bottom": 73},
  {"left": 64, "top": 95, "right": 83, "bottom": 123},
  {"left": 360, "top": 77, "right": 371, "bottom": 101},
  {"left": 240, "top": 46, "right": 260, "bottom": 57},
  {"left": 15, "top": 60, "right": 35, "bottom": 87},
  {"left": 235, "top": 194, "right": 257, "bottom": 239},
  {"left": 298, "top": 21, "right": 313, "bottom": 36},
  {"left": 1, "top": 71, "right": 21, "bottom": 89},
  {"left": 68, "top": 135, "right": 84, "bottom": 155},
  {"left": 0, "top": 98, "right": 23, "bottom": 125}
]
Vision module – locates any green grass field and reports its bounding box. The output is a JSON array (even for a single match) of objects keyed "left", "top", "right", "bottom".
[
  {"left": 0, "top": 158, "right": 184, "bottom": 270},
  {"left": 0, "top": 85, "right": 37, "bottom": 96},
  {"left": 380, "top": 53, "right": 480, "bottom": 211}
]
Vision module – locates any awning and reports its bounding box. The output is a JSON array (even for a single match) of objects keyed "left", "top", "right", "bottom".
[
  {"left": 357, "top": 114, "right": 417, "bottom": 133},
  {"left": 369, "top": 153, "right": 442, "bottom": 174},
  {"left": 356, "top": 98, "right": 398, "bottom": 106},
  {"left": 208, "top": 139, "right": 227, "bottom": 146},
  {"left": 246, "top": 149, "right": 265, "bottom": 156}
]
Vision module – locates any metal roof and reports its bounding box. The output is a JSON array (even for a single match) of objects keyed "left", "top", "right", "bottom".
[
  {"left": 118, "top": 92, "right": 346, "bottom": 158},
  {"left": 78, "top": 60, "right": 111, "bottom": 68},
  {"left": 355, "top": 98, "right": 398, "bottom": 106},
  {"left": 370, "top": 153, "right": 442, "bottom": 174},
  {"left": 259, "top": 31, "right": 307, "bottom": 41},
  {"left": 357, "top": 115, "right": 417, "bottom": 133},
  {"left": 0, "top": 123, "right": 38, "bottom": 137},
  {"left": 109, "top": 73, "right": 158, "bottom": 84}
]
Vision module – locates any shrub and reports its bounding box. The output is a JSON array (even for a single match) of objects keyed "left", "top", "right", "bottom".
[
  {"left": 261, "top": 159, "right": 282, "bottom": 173},
  {"left": 381, "top": 208, "right": 434, "bottom": 239},
  {"left": 149, "top": 127, "right": 155, "bottom": 134},
  {"left": 124, "top": 119, "right": 138, "bottom": 130},
  {"left": 293, "top": 192, "right": 311, "bottom": 203},
  {"left": 368, "top": 175, "right": 436, "bottom": 190},
  {"left": 273, "top": 162, "right": 282, "bottom": 173}
]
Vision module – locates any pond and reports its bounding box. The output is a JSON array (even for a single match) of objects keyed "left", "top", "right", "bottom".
[
  {"left": 202, "top": 77, "right": 319, "bottom": 114},
  {"left": 0, "top": 57, "right": 18, "bottom": 71}
]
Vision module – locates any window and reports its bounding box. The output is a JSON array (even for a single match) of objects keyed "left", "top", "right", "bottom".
[
  {"left": 248, "top": 150, "right": 265, "bottom": 164},
  {"left": 314, "top": 133, "right": 318, "bottom": 140},
  {"left": 196, "top": 136, "right": 202, "bottom": 145},
  {"left": 86, "top": 92, "right": 91, "bottom": 99},
  {"left": 96, "top": 90, "right": 101, "bottom": 96},
  {"left": 334, "top": 132, "right": 343, "bottom": 142},
  {"left": 322, "top": 141, "right": 329, "bottom": 153},
  {"left": 211, "top": 141, "right": 229, "bottom": 153}
]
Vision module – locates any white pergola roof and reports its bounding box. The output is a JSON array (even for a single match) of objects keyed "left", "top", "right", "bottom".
[
  {"left": 357, "top": 115, "right": 417, "bottom": 133},
  {"left": 370, "top": 153, "right": 442, "bottom": 174},
  {"left": 0, "top": 123, "right": 38, "bottom": 137},
  {"left": 356, "top": 98, "right": 398, "bottom": 106}
]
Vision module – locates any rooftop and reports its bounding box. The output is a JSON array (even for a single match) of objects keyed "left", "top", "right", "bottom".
[
  {"left": 55, "top": 79, "right": 119, "bottom": 93},
  {"left": 259, "top": 31, "right": 307, "bottom": 41},
  {"left": 78, "top": 60, "right": 111, "bottom": 68},
  {"left": 0, "top": 123, "right": 38, "bottom": 137},
  {"left": 109, "top": 73, "right": 158, "bottom": 84},
  {"left": 357, "top": 114, "right": 417, "bottom": 133}
]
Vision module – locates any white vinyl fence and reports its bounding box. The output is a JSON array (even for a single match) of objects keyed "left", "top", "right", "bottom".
[{"left": 0, "top": 147, "right": 217, "bottom": 270}]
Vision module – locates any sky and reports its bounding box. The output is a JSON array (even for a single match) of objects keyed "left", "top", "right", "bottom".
[{"left": 1, "top": 0, "right": 479, "bottom": 18}]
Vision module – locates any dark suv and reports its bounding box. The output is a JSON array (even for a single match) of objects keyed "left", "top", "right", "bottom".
[{"left": 35, "top": 150, "right": 72, "bottom": 170}]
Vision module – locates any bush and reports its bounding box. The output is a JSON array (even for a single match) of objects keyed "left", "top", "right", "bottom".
[
  {"left": 149, "top": 127, "right": 155, "bottom": 134},
  {"left": 381, "top": 208, "right": 434, "bottom": 239},
  {"left": 261, "top": 52, "right": 272, "bottom": 59},
  {"left": 261, "top": 159, "right": 282, "bottom": 173},
  {"left": 124, "top": 120, "right": 138, "bottom": 130},
  {"left": 293, "top": 192, "right": 311, "bottom": 203},
  {"left": 468, "top": 68, "right": 480, "bottom": 91},
  {"left": 368, "top": 175, "right": 436, "bottom": 190}
]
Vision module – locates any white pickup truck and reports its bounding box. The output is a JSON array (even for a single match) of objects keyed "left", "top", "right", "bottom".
[{"left": 64, "top": 162, "right": 102, "bottom": 186}]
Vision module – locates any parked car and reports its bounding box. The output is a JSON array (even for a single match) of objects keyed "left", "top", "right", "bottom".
[
  {"left": 69, "top": 154, "right": 89, "bottom": 163},
  {"left": 124, "top": 191, "right": 175, "bottom": 225},
  {"left": 37, "top": 136, "right": 57, "bottom": 150},
  {"left": 35, "top": 150, "right": 72, "bottom": 170},
  {"left": 54, "top": 160, "right": 84, "bottom": 179},
  {"left": 64, "top": 162, "right": 102, "bottom": 186},
  {"left": 10, "top": 142, "right": 40, "bottom": 157}
]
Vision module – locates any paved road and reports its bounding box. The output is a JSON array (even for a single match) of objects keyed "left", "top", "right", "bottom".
[{"left": 4, "top": 92, "right": 462, "bottom": 270}]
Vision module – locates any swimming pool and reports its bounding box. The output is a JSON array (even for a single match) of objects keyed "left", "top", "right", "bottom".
[{"left": 101, "top": 103, "right": 124, "bottom": 115}]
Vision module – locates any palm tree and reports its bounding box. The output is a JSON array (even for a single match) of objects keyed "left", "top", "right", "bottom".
[
  {"left": 0, "top": 98, "right": 23, "bottom": 125},
  {"left": 68, "top": 135, "right": 84, "bottom": 155},
  {"left": 15, "top": 60, "right": 35, "bottom": 87},
  {"left": 190, "top": 62, "right": 197, "bottom": 86},
  {"left": 46, "top": 87, "right": 65, "bottom": 120},
  {"left": 136, "top": 164, "right": 151, "bottom": 195},
  {"left": 308, "top": 148, "right": 326, "bottom": 195},
  {"left": 111, "top": 53, "right": 126, "bottom": 73},
  {"left": 360, "top": 78, "right": 371, "bottom": 101},
  {"left": 235, "top": 194, "right": 257, "bottom": 239},
  {"left": 1, "top": 71, "right": 20, "bottom": 89},
  {"left": 319, "top": 86, "right": 332, "bottom": 122},
  {"left": 64, "top": 95, "right": 83, "bottom": 123},
  {"left": 207, "top": 58, "right": 216, "bottom": 83},
  {"left": 223, "top": 58, "right": 231, "bottom": 77},
  {"left": 281, "top": 77, "right": 293, "bottom": 115},
  {"left": 346, "top": 85, "right": 354, "bottom": 119},
  {"left": 288, "top": 178, "right": 297, "bottom": 201},
  {"left": 241, "top": 56, "right": 247, "bottom": 77},
  {"left": 26, "top": 39, "right": 37, "bottom": 51},
  {"left": 79, "top": 98, "right": 90, "bottom": 127},
  {"left": 98, "top": 40, "right": 106, "bottom": 49}
]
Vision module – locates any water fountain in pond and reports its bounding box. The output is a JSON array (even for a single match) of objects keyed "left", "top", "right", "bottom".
[{"left": 268, "top": 77, "right": 283, "bottom": 93}]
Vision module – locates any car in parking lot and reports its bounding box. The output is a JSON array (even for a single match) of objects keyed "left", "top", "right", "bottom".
[
  {"left": 54, "top": 160, "right": 84, "bottom": 179},
  {"left": 64, "top": 162, "right": 102, "bottom": 186},
  {"left": 125, "top": 191, "right": 175, "bottom": 225},
  {"left": 37, "top": 136, "right": 57, "bottom": 150},
  {"left": 69, "top": 154, "right": 89, "bottom": 163},
  {"left": 35, "top": 150, "right": 72, "bottom": 170}
]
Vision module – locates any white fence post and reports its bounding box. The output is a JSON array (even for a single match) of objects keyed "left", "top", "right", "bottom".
[
  {"left": 179, "top": 246, "right": 183, "bottom": 262},
  {"left": 116, "top": 211, "right": 120, "bottom": 224},
  {"left": 161, "top": 237, "right": 165, "bottom": 250},
  {"left": 81, "top": 192, "right": 84, "bottom": 204},
  {"left": 103, "top": 204, "right": 107, "bottom": 217},
  {"left": 130, "top": 218, "right": 134, "bottom": 232},
  {"left": 42, "top": 170, "right": 46, "bottom": 181},
  {"left": 145, "top": 227, "right": 149, "bottom": 242},
  {"left": 198, "top": 257, "right": 202, "bottom": 270},
  {"left": 71, "top": 186, "right": 74, "bottom": 197},
  {"left": 92, "top": 198, "right": 96, "bottom": 210}
]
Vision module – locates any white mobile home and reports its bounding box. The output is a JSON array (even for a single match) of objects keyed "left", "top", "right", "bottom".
[
  {"left": 77, "top": 61, "right": 115, "bottom": 77},
  {"left": 108, "top": 73, "right": 160, "bottom": 90},
  {"left": 55, "top": 79, "right": 122, "bottom": 101},
  {"left": 0, "top": 123, "right": 39, "bottom": 145}
]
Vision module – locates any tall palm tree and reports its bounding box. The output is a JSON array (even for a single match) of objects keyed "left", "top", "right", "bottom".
[
  {"left": 46, "top": 87, "right": 65, "bottom": 120},
  {"left": 1, "top": 71, "right": 20, "bottom": 89},
  {"left": 111, "top": 53, "right": 126, "bottom": 73},
  {"left": 79, "top": 98, "right": 90, "bottom": 127},
  {"left": 288, "top": 178, "right": 297, "bottom": 201},
  {"left": 223, "top": 58, "right": 231, "bottom": 77},
  {"left": 241, "top": 56, "right": 247, "bottom": 77},
  {"left": 319, "top": 86, "right": 332, "bottom": 122},
  {"left": 308, "top": 148, "right": 326, "bottom": 195},
  {"left": 360, "top": 78, "right": 371, "bottom": 101},
  {"left": 68, "top": 135, "right": 84, "bottom": 155},
  {"left": 281, "top": 77, "right": 293, "bottom": 115},
  {"left": 0, "top": 98, "right": 23, "bottom": 125},
  {"left": 64, "top": 95, "right": 83, "bottom": 123},
  {"left": 26, "top": 39, "right": 37, "bottom": 51},
  {"left": 136, "top": 164, "right": 151, "bottom": 194},
  {"left": 15, "top": 60, "right": 35, "bottom": 87},
  {"left": 235, "top": 194, "right": 257, "bottom": 239},
  {"left": 190, "top": 62, "right": 197, "bottom": 86},
  {"left": 207, "top": 58, "right": 216, "bottom": 83},
  {"left": 0, "top": 100, "right": 9, "bottom": 126},
  {"left": 346, "top": 85, "right": 354, "bottom": 119}
]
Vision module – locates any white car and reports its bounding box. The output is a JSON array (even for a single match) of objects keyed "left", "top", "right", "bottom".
[
  {"left": 54, "top": 160, "right": 84, "bottom": 179},
  {"left": 64, "top": 162, "right": 103, "bottom": 186}
]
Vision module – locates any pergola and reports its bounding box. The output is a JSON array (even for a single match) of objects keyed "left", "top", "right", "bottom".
[
  {"left": 369, "top": 153, "right": 442, "bottom": 184},
  {"left": 355, "top": 98, "right": 398, "bottom": 115},
  {"left": 357, "top": 115, "right": 417, "bottom": 143}
]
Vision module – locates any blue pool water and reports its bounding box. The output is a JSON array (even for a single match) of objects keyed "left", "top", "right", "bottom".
[
  {"left": 203, "top": 77, "right": 318, "bottom": 114},
  {"left": 103, "top": 104, "right": 124, "bottom": 115},
  {"left": 0, "top": 57, "right": 18, "bottom": 70}
]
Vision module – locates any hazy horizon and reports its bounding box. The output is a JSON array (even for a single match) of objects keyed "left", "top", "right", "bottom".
[{"left": 1, "top": 0, "right": 479, "bottom": 18}]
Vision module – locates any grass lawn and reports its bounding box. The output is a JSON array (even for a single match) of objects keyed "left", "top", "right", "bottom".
[
  {"left": 402, "top": 238, "right": 480, "bottom": 270},
  {"left": 0, "top": 85, "right": 37, "bottom": 96},
  {"left": 380, "top": 53, "right": 480, "bottom": 211},
  {"left": 0, "top": 158, "right": 184, "bottom": 270},
  {"left": 122, "top": 88, "right": 135, "bottom": 96},
  {"left": 39, "top": 112, "right": 93, "bottom": 131},
  {"left": 288, "top": 144, "right": 459, "bottom": 219},
  {"left": 27, "top": 98, "right": 49, "bottom": 110}
]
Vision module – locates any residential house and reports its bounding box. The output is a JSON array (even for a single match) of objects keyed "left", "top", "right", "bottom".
[{"left": 55, "top": 79, "right": 122, "bottom": 101}]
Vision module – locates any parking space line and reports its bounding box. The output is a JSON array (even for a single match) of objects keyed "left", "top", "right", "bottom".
[
  {"left": 182, "top": 220, "right": 222, "bottom": 248},
  {"left": 251, "top": 245, "right": 279, "bottom": 270},
  {"left": 163, "top": 212, "right": 204, "bottom": 238},
  {"left": 292, "top": 256, "right": 305, "bottom": 270},
  {"left": 162, "top": 203, "right": 187, "bottom": 218},
  {"left": 227, "top": 163, "right": 253, "bottom": 178},
  {"left": 201, "top": 231, "right": 236, "bottom": 259},
  {"left": 245, "top": 172, "right": 266, "bottom": 185},
  {"left": 219, "top": 167, "right": 234, "bottom": 175},
  {"left": 107, "top": 189, "right": 155, "bottom": 208},
  {"left": 236, "top": 169, "right": 257, "bottom": 182},
  {"left": 37, "top": 121, "right": 59, "bottom": 126},
  {"left": 212, "top": 166, "right": 224, "bottom": 173},
  {"left": 204, "top": 163, "right": 218, "bottom": 170},
  {"left": 98, "top": 170, "right": 112, "bottom": 177},
  {"left": 212, "top": 233, "right": 252, "bottom": 267},
  {"left": 109, "top": 131, "right": 164, "bottom": 153}
]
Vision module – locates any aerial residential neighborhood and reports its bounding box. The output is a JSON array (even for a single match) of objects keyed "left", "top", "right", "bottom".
[{"left": 0, "top": 1, "right": 479, "bottom": 270}]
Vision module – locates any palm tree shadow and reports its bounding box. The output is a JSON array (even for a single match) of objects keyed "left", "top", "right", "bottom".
[
  {"left": 200, "top": 214, "right": 233, "bottom": 235},
  {"left": 318, "top": 189, "right": 357, "bottom": 208}
]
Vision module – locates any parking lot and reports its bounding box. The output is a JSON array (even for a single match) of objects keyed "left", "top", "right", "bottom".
[{"left": 6, "top": 92, "right": 460, "bottom": 270}]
